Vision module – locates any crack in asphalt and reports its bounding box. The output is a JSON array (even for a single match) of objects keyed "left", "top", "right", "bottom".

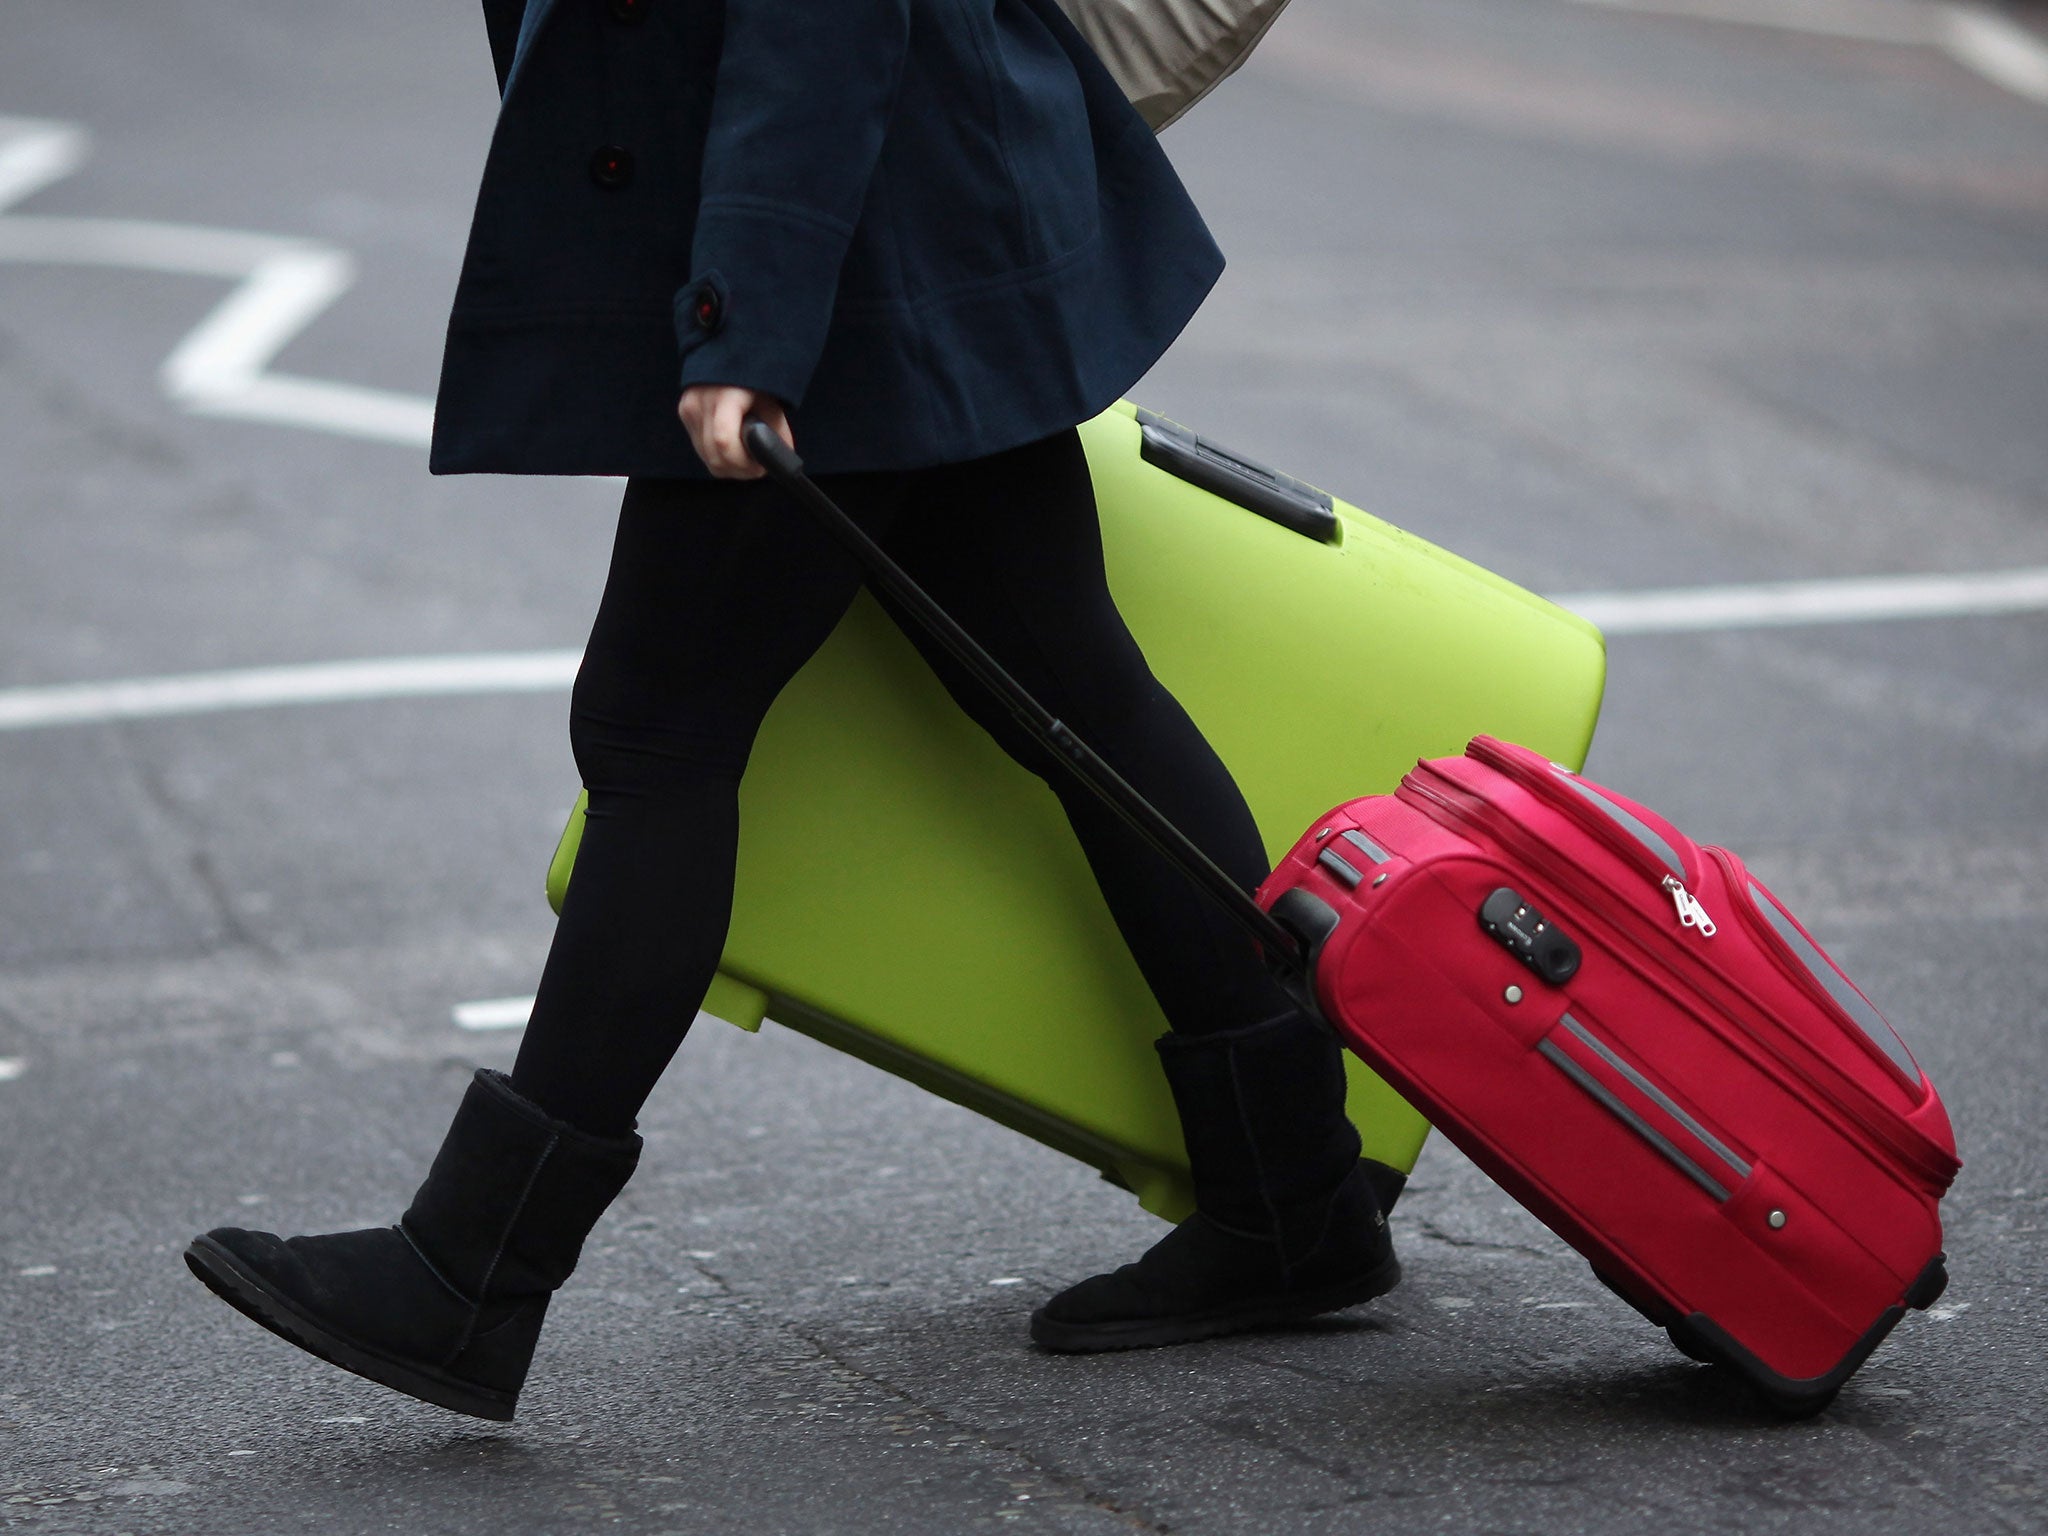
[
  {"left": 107, "top": 719, "right": 282, "bottom": 963},
  {"left": 1194, "top": 1411, "right": 1444, "bottom": 1510},
  {"left": 1410, "top": 1218, "right": 1559, "bottom": 1262},
  {"left": 0, "top": 323, "right": 191, "bottom": 474},
  {"left": 781, "top": 1325, "right": 1175, "bottom": 1535},
  {"left": 617, "top": 1219, "right": 1175, "bottom": 1534}
]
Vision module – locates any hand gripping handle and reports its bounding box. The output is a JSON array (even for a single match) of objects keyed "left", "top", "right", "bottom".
[{"left": 741, "top": 420, "right": 1305, "bottom": 974}]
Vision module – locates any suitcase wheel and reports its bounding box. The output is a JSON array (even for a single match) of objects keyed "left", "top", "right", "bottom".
[
  {"left": 1665, "top": 1322, "right": 1843, "bottom": 1415},
  {"left": 1905, "top": 1253, "right": 1949, "bottom": 1311},
  {"left": 1665, "top": 1321, "right": 1721, "bottom": 1365}
]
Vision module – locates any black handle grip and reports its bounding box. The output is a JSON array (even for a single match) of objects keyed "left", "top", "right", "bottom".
[
  {"left": 741, "top": 419, "right": 1305, "bottom": 974},
  {"left": 743, "top": 420, "right": 806, "bottom": 481},
  {"left": 1135, "top": 411, "right": 1338, "bottom": 543}
]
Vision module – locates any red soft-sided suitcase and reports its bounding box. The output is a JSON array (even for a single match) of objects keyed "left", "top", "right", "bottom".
[{"left": 1257, "top": 735, "right": 1959, "bottom": 1412}]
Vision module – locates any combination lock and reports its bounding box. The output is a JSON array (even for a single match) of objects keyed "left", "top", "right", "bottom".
[{"left": 1479, "top": 887, "right": 1582, "bottom": 986}]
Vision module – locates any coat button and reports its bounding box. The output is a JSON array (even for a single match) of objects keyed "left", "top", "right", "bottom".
[
  {"left": 589, "top": 146, "right": 634, "bottom": 189},
  {"left": 608, "top": 0, "right": 650, "bottom": 21},
  {"left": 691, "top": 286, "right": 722, "bottom": 331}
]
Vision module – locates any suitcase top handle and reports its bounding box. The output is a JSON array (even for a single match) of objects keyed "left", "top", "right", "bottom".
[{"left": 1134, "top": 410, "right": 1338, "bottom": 544}]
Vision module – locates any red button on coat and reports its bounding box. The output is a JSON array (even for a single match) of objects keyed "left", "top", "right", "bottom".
[
  {"left": 589, "top": 146, "right": 634, "bottom": 188},
  {"left": 692, "top": 290, "right": 721, "bottom": 330}
]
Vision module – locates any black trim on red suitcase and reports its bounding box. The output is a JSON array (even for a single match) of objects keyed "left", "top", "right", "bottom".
[{"left": 1668, "top": 1254, "right": 1948, "bottom": 1416}]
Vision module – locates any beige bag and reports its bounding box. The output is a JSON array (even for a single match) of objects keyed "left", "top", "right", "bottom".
[{"left": 1054, "top": 0, "right": 1297, "bottom": 130}]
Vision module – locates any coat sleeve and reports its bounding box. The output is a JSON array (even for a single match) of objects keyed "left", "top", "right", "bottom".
[{"left": 675, "top": 0, "right": 914, "bottom": 409}]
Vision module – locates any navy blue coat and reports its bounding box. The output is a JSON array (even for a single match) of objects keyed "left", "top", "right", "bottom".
[{"left": 429, "top": 0, "right": 1225, "bottom": 477}]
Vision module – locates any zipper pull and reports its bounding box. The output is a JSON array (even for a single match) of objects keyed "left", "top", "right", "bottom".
[{"left": 1662, "top": 875, "right": 1717, "bottom": 938}]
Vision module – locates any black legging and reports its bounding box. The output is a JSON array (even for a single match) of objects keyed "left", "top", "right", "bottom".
[{"left": 511, "top": 427, "right": 1299, "bottom": 1136}]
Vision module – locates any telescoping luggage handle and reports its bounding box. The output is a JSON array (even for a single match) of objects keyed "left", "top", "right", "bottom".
[{"left": 742, "top": 421, "right": 1308, "bottom": 973}]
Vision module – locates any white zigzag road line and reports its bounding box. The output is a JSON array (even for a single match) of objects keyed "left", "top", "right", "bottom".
[
  {"left": 0, "top": 114, "right": 88, "bottom": 207},
  {"left": 0, "top": 110, "right": 2045, "bottom": 696},
  {"left": 1941, "top": 4, "right": 2048, "bottom": 103},
  {"left": 0, "top": 114, "right": 433, "bottom": 446},
  {"left": 454, "top": 996, "right": 539, "bottom": 1031},
  {"left": 1562, "top": 0, "right": 2048, "bottom": 104}
]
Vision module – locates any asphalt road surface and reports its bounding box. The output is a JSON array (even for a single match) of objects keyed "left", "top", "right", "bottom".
[{"left": 3, "top": 1, "right": 2046, "bottom": 1532}]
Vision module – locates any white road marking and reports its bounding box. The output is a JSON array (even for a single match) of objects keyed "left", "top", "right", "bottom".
[
  {"left": 99, "top": 1479, "right": 192, "bottom": 1498},
  {"left": 0, "top": 1058, "right": 24, "bottom": 1082},
  {"left": 1563, "top": 0, "right": 1934, "bottom": 45},
  {"left": 0, "top": 212, "right": 328, "bottom": 279},
  {"left": 1560, "top": 0, "right": 2048, "bottom": 104},
  {"left": 0, "top": 115, "right": 88, "bottom": 208},
  {"left": 1561, "top": 566, "right": 2048, "bottom": 635},
  {"left": 2, "top": 0, "right": 2042, "bottom": 461},
  {"left": 184, "top": 371, "right": 433, "bottom": 446},
  {"left": 1941, "top": 5, "right": 2048, "bottom": 104},
  {"left": 452, "top": 995, "right": 536, "bottom": 1031},
  {"left": 0, "top": 651, "right": 579, "bottom": 733},
  {"left": 0, "top": 116, "right": 433, "bottom": 447},
  {"left": 2, "top": 111, "right": 2044, "bottom": 731},
  {"left": 0, "top": 564, "right": 2042, "bottom": 734}
]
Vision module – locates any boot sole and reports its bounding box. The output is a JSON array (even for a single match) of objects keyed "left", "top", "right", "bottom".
[
  {"left": 183, "top": 1235, "right": 517, "bottom": 1422},
  {"left": 1028, "top": 1252, "right": 1404, "bottom": 1354}
]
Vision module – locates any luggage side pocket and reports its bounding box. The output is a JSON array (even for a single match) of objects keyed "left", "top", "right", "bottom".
[
  {"left": 1712, "top": 850, "right": 1959, "bottom": 1196},
  {"left": 1718, "top": 851, "right": 1926, "bottom": 1095}
]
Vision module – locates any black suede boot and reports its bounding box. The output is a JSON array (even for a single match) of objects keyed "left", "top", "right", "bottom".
[
  {"left": 183, "top": 1068, "right": 640, "bottom": 1421},
  {"left": 1031, "top": 1011, "right": 1400, "bottom": 1351}
]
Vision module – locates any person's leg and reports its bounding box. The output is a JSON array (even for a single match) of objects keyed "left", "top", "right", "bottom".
[
  {"left": 187, "top": 470, "right": 911, "bottom": 1418},
  {"left": 876, "top": 428, "right": 1399, "bottom": 1349},
  {"left": 879, "top": 430, "right": 1288, "bottom": 1033},
  {"left": 510, "top": 471, "right": 904, "bottom": 1134}
]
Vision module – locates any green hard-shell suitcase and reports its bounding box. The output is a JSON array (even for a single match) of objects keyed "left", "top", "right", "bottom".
[{"left": 546, "top": 401, "right": 1607, "bottom": 1220}]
